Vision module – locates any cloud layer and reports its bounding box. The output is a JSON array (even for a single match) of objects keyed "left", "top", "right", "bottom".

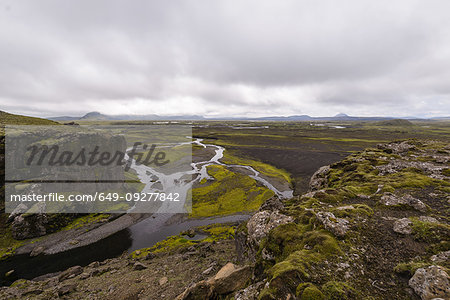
[{"left": 0, "top": 0, "right": 449, "bottom": 117}]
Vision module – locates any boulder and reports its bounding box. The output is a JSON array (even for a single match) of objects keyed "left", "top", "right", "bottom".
[
  {"left": 176, "top": 281, "right": 212, "bottom": 300},
  {"left": 159, "top": 276, "right": 168, "bottom": 286},
  {"left": 58, "top": 266, "right": 83, "bottom": 282},
  {"left": 393, "top": 218, "right": 413, "bottom": 234},
  {"left": 380, "top": 193, "right": 427, "bottom": 212},
  {"left": 177, "top": 263, "right": 252, "bottom": 299},
  {"left": 409, "top": 265, "right": 450, "bottom": 300},
  {"left": 11, "top": 214, "right": 47, "bottom": 240},
  {"left": 259, "top": 196, "right": 284, "bottom": 211},
  {"left": 234, "top": 281, "right": 266, "bottom": 300},
  {"left": 430, "top": 251, "right": 450, "bottom": 263},
  {"left": 133, "top": 262, "right": 148, "bottom": 271},
  {"left": 316, "top": 212, "right": 349, "bottom": 237},
  {"left": 309, "top": 165, "right": 330, "bottom": 191},
  {"left": 208, "top": 263, "right": 252, "bottom": 295},
  {"left": 57, "top": 284, "right": 77, "bottom": 296},
  {"left": 30, "top": 246, "right": 45, "bottom": 257},
  {"left": 247, "top": 210, "right": 294, "bottom": 244}
]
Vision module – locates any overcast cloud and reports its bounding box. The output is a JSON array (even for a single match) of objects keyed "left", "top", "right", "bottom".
[{"left": 0, "top": 0, "right": 449, "bottom": 118}]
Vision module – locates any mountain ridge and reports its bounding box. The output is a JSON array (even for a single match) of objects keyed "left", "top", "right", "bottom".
[{"left": 47, "top": 111, "right": 450, "bottom": 122}]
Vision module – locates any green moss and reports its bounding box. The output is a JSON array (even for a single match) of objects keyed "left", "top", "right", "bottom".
[
  {"left": 442, "top": 168, "right": 450, "bottom": 177},
  {"left": 269, "top": 250, "right": 318, "bottom": 283},
  {"left": 258, "top": 287, "right": 277, "bottom": 300},
  {"left": 190, "top": 165, "right": 274, "bottom": 218},
  {"left": 220, "top": 151, "right": 292, "bottom": 184},
  {"left": 394, "top": 261, "right": 430, "bottom": 275},
  {"left": 201, "top": 224, "right": 235, "bottom": 239},
  {"left": 131, "top": 235, "right": 196, "bottom": 258},
  {"left": 263, "top": 225, "right": 341, "bottom": 292},
  {"left": 62, "top": 214, "right": 109, "bottom": 231},
  {"left": 0, "top": 229, "right": 25, "bottom": 261},
  {"left": 410, "top": 217, "right": 450, "bottom": 243},
  {"left": 131, "top": 224, "right": 236, "bottom": 258},
  {"left": 297, "top": 284, "right": 326, "bottom": 300},
  {"left": 301, "top": 287, "right": 325, "bottom": 300},
  {"left": 322, "top": 281, "right": 359, "bottom": 300}
]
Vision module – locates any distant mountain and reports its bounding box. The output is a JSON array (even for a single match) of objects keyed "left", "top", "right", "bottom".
[
  {"left": 334, "top": 113, "right": 349, "bottom": 118},
  {"left": 431, "top": 116, "right": 450, "bottom": 120},
  {"left": 47, "top": 111, "right": 450, "bottom": 122},
  {"left": 49, "top": 112, "right": 206, "bottom": 121}
]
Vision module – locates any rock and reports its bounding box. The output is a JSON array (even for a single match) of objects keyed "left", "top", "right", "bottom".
[
  {"left": 234, "top": 281, "right": 266, "bottom": 300},
  {"left": 177, "top": 263, "right": 252, "bottom": 299},
  {"left": 7, "top": 204, "right": 28, "bottom": 223},
  {"left": 431, "top": 251, "right": 450, "bottom": 263},
  {"left": 309, "top": 165, "right": 330, "bottom": 191},
  {"left": 145, "top": 252, "right": 156, "bottom": 260},
  {"left": 409, "top": 265, "right": 450, "bottom": 300},
  {"left": 176, "top": 281, "right": 213, "bottom": 300},
  {"left": 259, "top": 196, "right": 284, "bottom": 211},
  {"left": 419, "top": 216, "right": 439, "bottom": 223},
  {"left": 4, "top": 270, "right": 15, "bottom": 278},
  {"left": 208, "top": 263, "right": 252, "bottom": 295},
  {"left": 393, "top": 218, "right": 413, "bottom": 234},
  {"left": 377, "top": 141, "right": 416, "bottom": 154},
  {"left": 380, "top": 193, "right": 427, "bottom": 211},
  {"left": 316, "top": 212, "right": 349, "bottom": 237},
  {"left": 58, "top": 284, "right": 76, "bottom": 296},
  {"left": 202, "top": 266, "right": 214, "bottom": 275},
  {"left": 88, "top": 261, "right": 100, "bottom": 268},
  {"left": 30, "top": 246, "right": 45, "bottom": 257},
  {"left": 159, "top": 276, "right": 168, "bottom": 286},
  {"left": 133, "top": 262, "right": 148, "bottom": 271},
  {"left": 58, "top": 266, "right": 83, "bottom": 282},
  {"left": 247, "top": 210, "right": 294, "bottom": 244},
  {"left": 11, "top": 213, "right": 47, "bottom": 240},
  {"left": 80, "top": 272, "right": 91, "bottom": 280}
]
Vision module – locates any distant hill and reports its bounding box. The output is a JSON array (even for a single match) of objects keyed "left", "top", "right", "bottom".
[
  {"left": 48, "top": 111, "right": 450, "bottom": 122},
  {"left": 49, "top": 112, "right": 206, "bottom": 121},
  {"left": 375, "top": 119, "right": 415, "bottom": 126},
  {"left": 0, "top": 110, "right": 59, "bottom": 125}
]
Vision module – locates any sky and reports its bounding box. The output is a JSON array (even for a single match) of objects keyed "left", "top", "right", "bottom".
[{"left": 0, "top": 0, "right": 449, "bottom": 118}]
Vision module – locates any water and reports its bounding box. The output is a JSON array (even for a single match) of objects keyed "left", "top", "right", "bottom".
[{"left": 124, "top": 137, "right": 292, "bottom": 247}]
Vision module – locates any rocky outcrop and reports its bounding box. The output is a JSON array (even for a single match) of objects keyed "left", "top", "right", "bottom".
[
  {"left": 58, "top": 266, "right": 83, "bottom": 282},
  {"left": 380, "top": 193, "right": 427, "bottom": 211},
  {"left": 11, "top": 213, "right": 48, "bottom": 240},
  {"left": 236, "top": 197, "right": 294, "bottom": 263},
  {"left": 430, "top": 251, "right": 450, "bottom": 264},
  {"left": 309, "top": 165, "right": 330, "bottom": 191},
  {"left": 393, "top": 218, "right": 413, "bottom": 234},
  {"left": 246, "top": 210, "right": 294, "bottom": 244},
  {"left": 377, "top": 141, "right": 416, "bottom": 154},
  {"left": 316, "top": 211, "right": 349, "bottom": 237},
  {"left": 409, "top": 266, "right": 450, "bottom": 300}
]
